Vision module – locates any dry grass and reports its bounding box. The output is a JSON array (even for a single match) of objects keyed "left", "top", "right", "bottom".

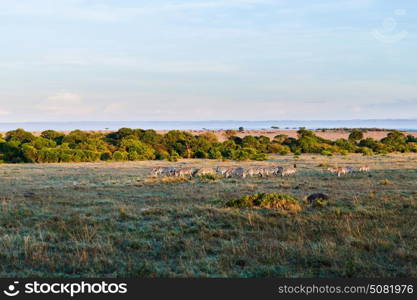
[{"left": 0, "top": 153, "right": 416, "bottom": 277}]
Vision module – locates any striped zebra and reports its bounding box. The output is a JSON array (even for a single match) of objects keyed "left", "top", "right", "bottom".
[
  {"left": 359, "top": 166, "right": 370, "bottom": 172},
  {"left": 193, "top": 168, "right": 216, "bottom": 177},
  {"left": 327, "top": 167, "right": 348, "bottom": 177},
  {"left": 231, "top": 167, "right": 246, "bottom": 178},
  {"left": 174, "top": 167, "right": 196, "bottom": 178},
  {"left": 150, "top": 167, "right": 176, "bottom": 177}
]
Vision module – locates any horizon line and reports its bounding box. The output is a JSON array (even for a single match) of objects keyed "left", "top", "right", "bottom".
[{"left": 1, "top": 118, "right": 417, "bottom": 124}]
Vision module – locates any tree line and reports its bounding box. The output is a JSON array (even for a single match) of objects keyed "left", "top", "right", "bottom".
[{"left": 0, "top": 128, "right": 416, "bottom": 163}]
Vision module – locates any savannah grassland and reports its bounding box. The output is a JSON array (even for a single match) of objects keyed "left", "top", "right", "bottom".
[{"left": 0, "top": 154, "right": 416, "bottom": 278}]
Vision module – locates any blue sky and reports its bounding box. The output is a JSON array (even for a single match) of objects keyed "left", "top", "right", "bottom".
[{"left": 0, "top": 0, "right": 416, "bottom": 121}]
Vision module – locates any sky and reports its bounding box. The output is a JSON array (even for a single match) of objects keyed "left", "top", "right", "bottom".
[{"left": 0, "top": 0, "right": 416, "bottom": 122}]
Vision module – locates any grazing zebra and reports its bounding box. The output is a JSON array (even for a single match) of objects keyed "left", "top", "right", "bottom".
[
  {"left": 271, "top": 166, "right": 284, "bottom": 177},
  {"left": 345, "top": 166, "right": 356, "bottom": 174},
  {"left": 264, "top": 167, "right": 283, "bottom": 177},
  {"left": 223, "top": 168, "right": 236, "bottom": 178},
  {"left": 261, "top": 166, "right": 284, "bottom": 177},
  {"left": 327, "top": 167, "right": 349, "bottom": 177},
  {"left": 174, "top": 167, "right": 196, "bottom": 178},
  {"left": 150, "top": 167, "right": 176, "bottom": 177},
  {"left": 231, "top": 167, "right": 246, "bottom": 178},
  {"left": 162, "top": 167, "right": 177, "bottom": 177},
  {"left": 281, "top": 167, "right": 297, "bottom": 177},
  {"left": 150, "top": 167, "right": 166, "bottom": 176},
  {"left": 194, "top": 168, "right": 216, "bottom": 177},
  {"left": 280, "top": 164, "right": 297, "bottom": 177},
  {"left": 244, "top": 167, "right": 263, "bottom": 178},
  {"left": 215, "top": 167, "right": 230, "bottom": 177}
]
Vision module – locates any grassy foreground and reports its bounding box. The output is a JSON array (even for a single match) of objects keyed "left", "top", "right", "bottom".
[{"left": 0, "top": 154, "right": 416, "bottom": 277}]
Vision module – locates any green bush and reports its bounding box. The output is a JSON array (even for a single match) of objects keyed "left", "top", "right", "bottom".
[
  {"left": 360, "top": 147, "right": 374, "bottom": 156},
  {"left": 22, "top": 144, "right": 38, "bottom": 163},
  {"left": 268, "top": 143, "right": 290, "bottom": 155},
  {"left": 100, "top": 152, "right": 112, "bottom": 161},
  {"left": 113, "top": 151, "right": 128, "bottom": 161},
  {"left": 155, "top": 149, "right": 170, "bottom": 160},
  {"left": 226, "top": 193, "right": 302, "bottom": 213},
  {"left": 208, "top": 147, "right": 222, "bottom": 159},
  {"left": 168, "top": 150, "right": 180, "bottom": 162},
  {"left": 6, "top": 129, "right": 36, "bottom": 144},
  {"left": 0, "top": 127, "right": 415, "bottom": 163},
  {"left": 321, "top": 150, "right": 333, "bottom": 156},
  {"left": 348, "top": 129, "right": 364, "bottom": 142}
]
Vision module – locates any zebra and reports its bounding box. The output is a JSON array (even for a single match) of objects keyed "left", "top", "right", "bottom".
[
  {"left": 244, "top": 167, "right": 263, "bottom": 178},
  {"left": 281, "top": 164, "right": 297, "bottom": 177},
  {"left": 281, "top": 167, "right": 297, "bottom": 177},
  {"left": 193, "top": 168, "right": 216, "bottom": 177},
  {"left": 150, "top": 167, "right": 166, "bottom": 177},
  {"left": 327, "top": 167, "right": 348, "bottom": 177},
  {"left": 215, "top": 167, "right": 231, "bottom": 177},
  {"left": 271, "top": 166, "right": 284, "bottom": 177},
  {"left": 345, "top": 166, "right": 356, "bottom": 174},
  {"left": 150, "top": 167, "right": 176, "bottom": 177},
  {"left": 174, "top": 167, "right": 196, "bottom": 178},
  {"left": 359, "top": 166, "right": 370, "bottom": 172},
  {"left": 231, "top": 167, "right": 246, "bottom": 178}
]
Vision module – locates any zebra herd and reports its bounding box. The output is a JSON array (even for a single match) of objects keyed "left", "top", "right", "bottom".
[
  {"left": 327, "top": 166, "right": 370, "bottom": 177},
  {"left": 150, "top": 165, "right": 297, "bottom": 179},
  {"left": 150, "top": 164, "right": 370, "bottom": 179}
]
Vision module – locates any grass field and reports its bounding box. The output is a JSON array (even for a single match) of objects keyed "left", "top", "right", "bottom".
[{"left": 0, "top": 154, "right": 416, "bottom": 277}]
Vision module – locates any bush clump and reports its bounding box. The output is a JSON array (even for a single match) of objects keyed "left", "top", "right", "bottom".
[
  {"left": 0, "top": 127, "right": 414, "bottom": 164},
  {"left": 226, "top": 193, "right": 302, "bottom": 213}
]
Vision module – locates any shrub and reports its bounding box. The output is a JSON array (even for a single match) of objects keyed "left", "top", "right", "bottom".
[
  {"left": 22, "top": 144, "right": 38, "bottom": 163},
  {"left": 113, "top": 151, "right": 127, "bottom": 161},
  {"left": 37, "top": 148, "right": 59, "bottom": 163},
  {"left": 321, "top": 150, "right": 333, "bottom": 156},
  {"left": 155, "top": 149, "right": 170, "bottom": 160},
  {"left": 168, "top": 150, "right": 180, "bottom": 162},
  {"left": 41, "top": 130, "right": 64, "bottom": 144},
  {"left": 208, "top": 147, "right": 222, "bottom": 159},
  {"left": 268, "top": 143, "right": 290, "bottom": 155},
  {"left": 100, "top": 152, "right": 112, "bottom": 161},
  {"left": 226, "top": 193, "right": 302, "bottom": 213},
  {"left": 340, "top": 149, "right": 349, "bottom": 155},
  {"left": 223, "top": 130, "right": 238, "bottom": 139},
  {"left": 1, "top": 126, "right": 416, "bottom": 163},
  {"left": 128, "top": 151, "right": 140, "bottom": 161},
  {"left": 199, "top": 132, "right": 218, "bottom": 143},
  {"left": 348, "top": 129, "right": 364, "bottom": 142},
  {"left": 6, "top": 129, "right": 36, "bottom": 143},
  {"left": 31, "top": 137, "right": 57, "bottom": 150},
  {"left": 360, "top": 147, "right": 374, "bottom": 156},
  {"left": 119, "top": 137, "right": 155, "bottom": 160},
  {"left": 194, "top": 150, "right": 208, "bottom": 158}
]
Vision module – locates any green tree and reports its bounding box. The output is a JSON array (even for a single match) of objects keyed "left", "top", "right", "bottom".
[
  {"left": 6, "top": 129, "right": 36, "bottom": 143},
  {"left": 348, "top": 129, "right": 364, "bottom": 142},
  {"left": 119, "top": 137, "right": 155, "bottom": 160},
  {"left": 41, "top": 130, "right": 65, "bottom": 144}
]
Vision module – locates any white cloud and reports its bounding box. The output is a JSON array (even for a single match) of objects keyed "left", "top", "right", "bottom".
[
  {"left": 0, "top": 50, "right": 235, "bottom": 73},
  {"left": 37, "top": 92, "right": 95, "bottom": 116},
  {"left": 0, "top": 0, "right": 276, "bottom": 22},
  {"left": 103, "top": 103, "right": 127, "bottom": 114},
  {"left": 0, "top": 108, "right": 11, "bottom": 115}
]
